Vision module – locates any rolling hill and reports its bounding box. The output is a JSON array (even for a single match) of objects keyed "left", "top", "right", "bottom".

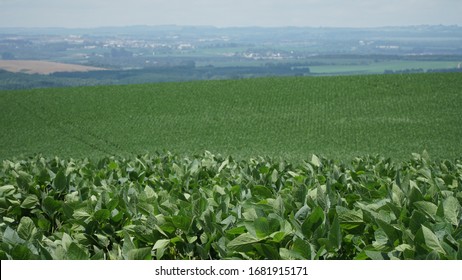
[{"left": 1, "top": 73, "right": 461, "bottom": 161}]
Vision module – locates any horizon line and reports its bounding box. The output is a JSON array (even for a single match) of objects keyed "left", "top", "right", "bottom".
[{"left": 0, "top": 23, "right": 461, "bottom": 30}]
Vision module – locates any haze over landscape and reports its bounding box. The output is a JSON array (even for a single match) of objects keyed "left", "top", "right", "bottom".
[
  {"left": 1, "top": 0, "right": 461, "bottom": 28},
  {"left": 1, "top": 0, "right": 462, "bottom": 265}
]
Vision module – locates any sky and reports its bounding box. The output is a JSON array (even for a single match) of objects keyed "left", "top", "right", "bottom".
[{"left": 0, "top": 0, "right": 461, "bottom": 28}]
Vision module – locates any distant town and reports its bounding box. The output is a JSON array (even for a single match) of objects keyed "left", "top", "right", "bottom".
[{"left": 1, "top": 25, "right": 461, "bottom": 89}]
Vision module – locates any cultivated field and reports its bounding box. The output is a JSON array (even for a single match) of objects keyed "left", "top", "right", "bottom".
[
  {"left": 0, "top": 60, "right": 106, "bottom": 75},
  {"left": 1, "top": 73, "right": 461, "bottom": 260},
  {"left": 1, "top": 152, "right": 461, "bottom": 260},
  {"left": 0, "top": 73, "right": 461, "bottom": 161}
]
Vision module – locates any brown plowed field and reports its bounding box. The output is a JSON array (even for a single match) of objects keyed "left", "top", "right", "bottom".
[{"left": 0, "top": 60, "right": 107, "bottom": 74}]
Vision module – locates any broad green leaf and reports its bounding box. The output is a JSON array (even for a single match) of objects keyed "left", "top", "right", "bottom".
[
  {"left": 226, "top": 226, "right": 246, "bottom": 235},
  {"left": 311, "top": 154, "right": 322, "bottom": 168},
  {"left": 53, "top": 170, "right": 67, "bottom": 192},
  {"left": 409, "top": 210, "right": 428, "bottom": 233},
  {"left": 137, "top": 202, "right": 154, "bottom": 216},
  {"left": 153, "top": 239, "right": 170, "bottom": 250},
  {"left": 279, "top": 248, "right": 305, "bottom": 260},
  {"left": 188, "top": 159, "right": 200, "bottom": 175},
  {"left": 425, "top": 251, "right": 440, "bottom": 260},
  {"left": 417, "top": 225, "right": 445, "bottom": 255},
  {"left": 42, "top": 196, "right": 61, "bottom": 217},
  {"left": 294, "top": 184, "right": 308, "bottom": 204},
  {"left": 106, "top": 198, "right": 119, "bottom": 211},
  {"left": 218, "top": 159, "right": 228, "bottom": 173},
  {"left": 316, "top": 185, "right": 329, "bottom": 210},
  {"left": 90, "top": 250, "right": 105, "bottom": 260},
  {"left": 122, "top": 232, "right": 135, "bottom": 257},
  {"left": 365, "top": 250, "right": 388, "bottom": 260},
  {"left": 61, "top": 233, "right": 73, "bottom": 251},
  {"left": 391, "top": 183, "right": 405, "bottom": 206},
  {"left": 186, "top": 235, "right": 197, "bottom": 243},
  {"left": 270, "top": 231, "right": 287, "bottom": 243},
  {"left": 67, "top": 242, "right": 88, "bottom": 260},
  {"left": 271, "top": 169, "right": 278, "bottom": 183},
  {"left": 398, "top": 245, "right": 415, "bottom": 259},
  {"left": 0, "top": 197, "right": 8, "bottom": 209},
  {"left": 442, "top": 196, "right": 460, "bottom": 226},
  {"left": 172, "top": 216, "right": 192, "bottom": 231},
  {"left": 295, "top": 205, "right": 311, "bottom": 221},
  {"left": 11, "top": 245, "right": 32, "bottom": 260},
  {"left": 287, "top": 171, "right": 300, "bottom": 178},
  {"left": 259, "top": 166, "right": 270, "bottom": 174},
  {"left": 242, "top": 207, "right": 258, "bottom": 220},
  {"left": 253, "top": 243, "right": 280, "bottom": 260},
  {"left": 172, "top": 163, "right": 184, "bottom": 177},
  {"left": 292, "top": 237, "right": 311, "bottom": 259},
  {"left": 94, "top": 234, "right": 110, "bottom": 248},
  {"left": 422, "top": 150, "right": 431, "bottom": 162},
  {"left": 73, "top": 210, "right": 91, "bottom": 220},
  {"left": 17, "top": 217, "right": 36, "bottom": 241},
  {"left": 373, "top": 228, "right": 389, "bottom": 249},
  {"left": 251, "top": 185, "right": 273, "bottom": 199},
  {"left": 244, "top": 221, "right": 257, "bottom": 237},
  {"left": 254, "top": 217, "right": 271, "bottom": 239},
  {"left": 37, "top": 218, "right": 51, "bottom": 232},
  {"left": 328, "top": 216, "right": 342, "bottom": 250},
  {"left": 220, "top": 215, "right": 236, "bottom": 227},
  {"left": 108, "top": 161, "right": 118, "bottom": 170},
  {"left": 228, "top": 233, "right": 259, "bottom": 249},
  {"left": 213, "top": 185, "right": 226, "bottom": 196},
  {"left": 93, "top": 209, "right": 111, "bottom": 223},
  {"left": 376, "top": 218, "right": 400, "bottom": 244},
  {"left": 3, "top": 216, "right": 15, "bottom": 224},
  {"left": 16, "top": 174, "right": 30, "bottom": 192},
  {"left": 395, "top": 244, "right": 413, "bottom": 252},
  {"left": 126, "top": 247, "right": 152, "bottom": 260},
  {"left": 0, "top": 185, "right": 16, "bottom": 196},
  {"left": 408, "top": 182, "right": 423, "bottom": 205},
  {"left": 37, "top": 242, "right": 53, "bottom": 260},
  {"left": 20, "top": 194, "right": 39, "bottom": 209},
  {"left": 3, "top": 227, "right": 24, "bottom": 246},
  {"left": 413, "top": 201, "right": 438, "bottom": 221},
  {"left": 144, "top": 186, "right": 156, "bottom": 199},
  {"left": 336, "top": 206, "right": 363, "bottom": 229},
  {"left": 62, "top": 203, "right": 75, "bottom": 219},
  {"left": 301, "top": 206, "right": 324, "bottom": 238}
]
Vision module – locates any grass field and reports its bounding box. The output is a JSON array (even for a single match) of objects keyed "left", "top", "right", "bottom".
[{"left": 1, "top": 73, "right": 461, "bottom": 161}]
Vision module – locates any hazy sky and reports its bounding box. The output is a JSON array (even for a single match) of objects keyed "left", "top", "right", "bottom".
[{"left": 0, "top": 0, "right": 461, "bottom": 28}]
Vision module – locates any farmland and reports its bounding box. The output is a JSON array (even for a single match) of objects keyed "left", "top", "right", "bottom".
[
  {"left": 1, "top": 73, "right": 462, "bottom": 259},
  {"left": 0, "top": 60, "right": 106, "bottom": 75},
  {"left": 1, "top": 152, "right": 461, "bottom": 259},
  {"left": 1, "top": 73, "right": 461, "bottom": 161},
  {"left": 2, "top": 25, "right": 462, "bottom": 90}
]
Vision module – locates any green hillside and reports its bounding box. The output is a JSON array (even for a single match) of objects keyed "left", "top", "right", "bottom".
[
  {"left": 1, "top": 73, "right": 461, "bottom": 161},
  {"left": 1, "top": 73, "right": 462, "bottom": 260}
]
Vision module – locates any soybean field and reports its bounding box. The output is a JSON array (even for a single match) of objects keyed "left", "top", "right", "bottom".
[
  {"left": 1, "top": 73, "right": 462, "bottom": 260},
  {"left": 1, "top": 73, "right": 461, "bottom": 161}
]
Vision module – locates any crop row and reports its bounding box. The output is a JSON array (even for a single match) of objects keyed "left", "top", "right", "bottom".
[
  {"left": 1, "top": 152, "right": 461, "bottom": 259},
  {"left": 1, "top": 73, "right": 461, "bottom": 161}
]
